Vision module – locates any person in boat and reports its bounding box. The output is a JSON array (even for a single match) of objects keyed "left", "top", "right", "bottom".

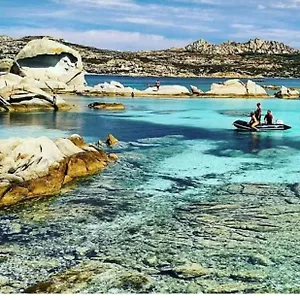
[
  {"left": 254, "top": 102, "right": 262, "bottom": 124},
  {"left": 264, "top": 110, "right": 273, "bottom": 125},
  {"left": 249, "top": 111, "right": 259, "bottom": 129}
]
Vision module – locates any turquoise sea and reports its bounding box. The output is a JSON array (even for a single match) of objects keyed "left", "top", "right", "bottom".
[{"left": 0, "top": 75, "right": 300, "bottom": 293}]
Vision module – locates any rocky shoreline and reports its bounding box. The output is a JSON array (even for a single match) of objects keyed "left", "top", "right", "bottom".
[
  {"left": 0, "top": 134, "right": 118, "bottom": 208},
  {"left": 0, "top": 36, "right": 299, "bottom": 113}
]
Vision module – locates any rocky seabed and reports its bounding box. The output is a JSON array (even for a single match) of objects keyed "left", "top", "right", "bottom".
[{"left": 0, "top": 138, "right": 299, "bottom": 293}]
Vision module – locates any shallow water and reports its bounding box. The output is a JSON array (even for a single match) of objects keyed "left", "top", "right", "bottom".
[{"left": 0, "top": 77, "right": 300, "bottom": 293}]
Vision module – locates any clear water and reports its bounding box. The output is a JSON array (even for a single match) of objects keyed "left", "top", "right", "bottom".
[{"left": 1, "top": 76, "right": 300, "bottom": 293}]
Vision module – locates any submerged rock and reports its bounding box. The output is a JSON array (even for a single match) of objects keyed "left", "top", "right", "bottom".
[
  {"left": 0, "top": 134, "right": 116, "bottom": 208},
  {"left": 173, "top": 263, "right": 211, "bottom": 279},
  {"left": 88, "top": 102, "right": 125, "bottom": 110}
]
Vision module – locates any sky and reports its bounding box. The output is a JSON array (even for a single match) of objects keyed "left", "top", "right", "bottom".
[{"left": 0, "top": 0, "right": 300, "bottom": 51}]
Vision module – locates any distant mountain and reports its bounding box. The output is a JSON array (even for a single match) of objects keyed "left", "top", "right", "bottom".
[
  {"left": 1, "top": 35, "right": 300, "bottom": 78},
  {"left": 185, "top": 38, "right": 299, "bottom": 55}
]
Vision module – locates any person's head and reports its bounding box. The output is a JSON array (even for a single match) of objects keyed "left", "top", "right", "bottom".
[
  {"left": 257, "top": 103, "right": 261, "bottom": 107},
  {"left": 267, "top": 110, "right": 271, "bottom": 114},
  {"left": 250, "top": 111, "right": 254, "bottom": 116}
]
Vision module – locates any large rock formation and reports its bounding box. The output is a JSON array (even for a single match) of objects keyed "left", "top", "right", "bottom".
[
  {"left": 13, "top": 38, "right": 87, "bottom": 89},
  {"left": 274, "top": 86, "right": 300, "bottom": 99},
  {"left": 0, "top": 134, "right": 118, "bottom": 208},
  {"left": 206, "top": 79, "right": 268, "bottom": 97},
  {"left": 185, "top": 38, "right": 299, "bottom": 55},
  {"left": 0, "top": 73, "right": 70, "bottom": 112}
]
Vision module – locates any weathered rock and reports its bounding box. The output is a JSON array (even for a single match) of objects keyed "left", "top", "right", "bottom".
[
  {"left": 246, "top": 80, "right": 268, "bottom": 95},
  {"left": 207, "top": 79, "right": 247, "bottom": 95},
  {"left": 106, "top": 134, "right": 119, "bottom": 147},
  {"left": 206, "top": 79, "right": 268, "bottom": 97},
  {"left": 0, "top": 73, "right": 22, "bottom": 89},
  {"left": 142, "top": 85, "right": 189, "bottom": 95},
  {"left": 274, "top": 86, "right": 299, "bottom": 99},
  {"left": 14, "top": 38, "right": 86, "bottom": 88},
  {"left": 0, "top": 81, "right": 70, "bottom": 111},
  {"left": 88, "top": 102, "right": 125, "bottom": 110},
  {"left": 190, "top": 85, "right": 203, "bottom": 95},
  {"left": 0, "top": 134, "right": 114, "bottom": 208},
  {"left": 0, "top": 59, "right": 14, "bottom": 73}
]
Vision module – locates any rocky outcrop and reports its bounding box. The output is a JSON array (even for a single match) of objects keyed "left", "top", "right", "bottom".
[
  {"left": 88, "top": 102, "right": 125, "bottom": 110},
  {"left": 0, "top": 58, "right": 14, "bottom": 73},
  {"left": 206, "top": 79, "right": 268, "bottom": 97},
  {"left": 190, "top": 85, "right": 203, "bottom": 95},
  {"left": 14, "top": 38, "right": 86, "bottom": 88},
  {"left": 0, "top": 73, "right": 70, "bottom": 112},
  {"left": 274, "top": 86, "right": 300, "bottom": 99},
  {"left": 141, "top": 85, "right": 190, "bottom": 95},
  {"left": 185, "top": 38, "right": 299, "bottom": 55},
  {"left": 105, "top": 134, "right": 119, "bottom": 147},
  {"left": 0, "top": 134, "right": 117, "bottom": 208}
]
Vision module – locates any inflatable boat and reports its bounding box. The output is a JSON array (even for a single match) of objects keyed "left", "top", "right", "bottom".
[{"left": 233, "top": 120, "right": 291, "bottom": 131}]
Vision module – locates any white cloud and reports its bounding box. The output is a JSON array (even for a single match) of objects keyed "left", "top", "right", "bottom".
[
  {"left": 55, "top": 0, "right": 139, "bottom": 9},
  {"left": 229, "top": 27, "right": 300, "bottom": 48},
  {"left": 0, "top": 27, "right": 192, "bottom": 51},
  {"left": 257, "top": 4, "right": 265, "bottom": 9},
  {"left": 271, "top": 0, "right": 300, "bottom": 9}
]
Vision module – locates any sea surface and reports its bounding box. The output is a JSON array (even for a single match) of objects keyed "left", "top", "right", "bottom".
[{"left": 0, "top": 75, "right": 300, "bottom": 293}]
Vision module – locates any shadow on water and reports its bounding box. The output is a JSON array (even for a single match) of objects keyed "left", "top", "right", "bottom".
[{"left": 0, "top": 111, "right": 299, "bottom": 155}]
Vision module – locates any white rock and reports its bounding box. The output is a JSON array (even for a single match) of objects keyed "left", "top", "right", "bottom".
[
  {"left": 190, "top": 85, "right": 203, "bottom": 94},
  {"left": 55, "top": 138, "right": 84, "bottom": 157},
  {"left": 245, "top": 80, "right": 267, "bottom": 95},
  {"left": 207, "top": 79, "right": 247, "bottom": 95},
  {"left": 143, "top": 85, "right": 189, "bottom": 94}
]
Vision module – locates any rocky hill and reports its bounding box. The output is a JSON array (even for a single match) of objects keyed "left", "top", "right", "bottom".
[
  {"left": 1, "top": 35, "right": 300, "bottom": 78},
  {"left": 185, "top": 38, "right": 299, "bottom": 55}
]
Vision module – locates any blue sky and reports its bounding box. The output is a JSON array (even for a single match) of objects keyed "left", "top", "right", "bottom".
[{"left": 0, "top": 0, "right": 300, "bottom": 51}]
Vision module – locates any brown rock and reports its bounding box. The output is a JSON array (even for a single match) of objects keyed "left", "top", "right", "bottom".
[
  {"left": 106, "top": 134, "right": 119, "bottom": 147},
  {"left": 108, "top": 153, "right": 119, "bottom": 161},
  {"left": 88, "top": 102, "right": 125, "bottom": 110},
  {"left": 68, "top": 134, "right": 88, "bottom": 148}
]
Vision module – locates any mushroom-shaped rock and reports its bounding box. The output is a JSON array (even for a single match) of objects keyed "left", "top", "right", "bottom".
[
  {"left": 106, "top": 134, "right": 119, "bottom": 147},
  {"left": 14, "top": 38, "right": 86, "bottom": 88}
]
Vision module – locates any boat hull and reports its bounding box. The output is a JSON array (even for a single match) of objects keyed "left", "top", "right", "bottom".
[{"left": 233, "top": 120, "right": 291, "bottom": 131}]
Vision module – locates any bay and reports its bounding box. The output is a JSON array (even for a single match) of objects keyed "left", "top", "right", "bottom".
[{"left": 0, "top": 75, "right": 300, "bottom": 293}]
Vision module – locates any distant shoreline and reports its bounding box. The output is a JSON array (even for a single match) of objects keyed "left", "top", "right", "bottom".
[{"left": 85, "top": 73, "right": 300, "bottom": 80}]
